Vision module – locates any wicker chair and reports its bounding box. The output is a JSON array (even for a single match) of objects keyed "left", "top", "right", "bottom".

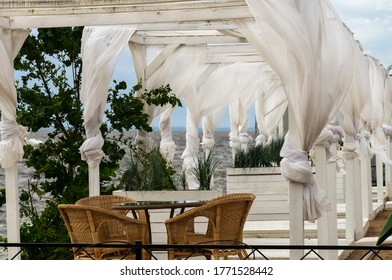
[
  {"left": 165, "top": 193, "right": 256, "bottom": 260},
  {"left": 58, "top": 204, "right": 148, "bottom": 260},
  {"left": 75, "top": 195, "right": 142, "bottom": 217}
]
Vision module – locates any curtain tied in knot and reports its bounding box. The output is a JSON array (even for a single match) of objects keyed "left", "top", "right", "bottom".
[
  {"left": 0, "top": 120, "right": 27, "bottom": 168},
  {"left": 160, "top": 139, "right": 176, "bottom": 162},
  {"left": 80, "top": 133, "right": 104, "bottom": 167},
  {"left": 280, "top": 138, "right": 331, "bottom": 223},
  {"left": 201, "top": 135, "right": 215, "bottom": 151},
  {"left": 382, "top": 124, "right": 392, "bottom": 138},
  {"left": 255, "top": 133, "right": 268, "bottom": 146},
  {"left": 229, "top": 132, "right": 240, "bottom": 149}
]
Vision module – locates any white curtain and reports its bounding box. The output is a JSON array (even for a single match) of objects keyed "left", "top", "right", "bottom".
[
  {"left": 340, "top": 42, "right": 373, "bottom": 160},
  {"left": 255, "top": 77, "right": 287, "bottom": 145},
  {"left": 0, "top": 29, "right": 30, "bottom": 168},
  {"left": 225, "top": 63, "right": 272, "bottom": 152},
  {"left": 129, "top": 44, "right": 206, "bottom": 160},
  {"left": 80, "top": 26, "right": 136, "bottom": 167},
  {"left": 183, "top": 62, "right": 267, "bottom": 188},
  {"left": 238, "top": 0, "right": 354, "bottom": 222},
  {"left": 366, "top": 56, "right": 392, "bottom": 165}
]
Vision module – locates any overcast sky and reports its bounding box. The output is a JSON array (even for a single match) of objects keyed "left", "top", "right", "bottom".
[
  {"left": 330, "top": 0, "right": 392, "bottom": 67},
  {"left": 113, "top": 1, "right": 392, "bottom": 129}
]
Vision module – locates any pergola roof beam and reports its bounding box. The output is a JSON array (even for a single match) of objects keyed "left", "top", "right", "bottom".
[
  {"left": 0, "top": 1, "right": 252, "bottom": 29},
  {"left": 130, "top": 32, "right": 247, "bottom": 45}
]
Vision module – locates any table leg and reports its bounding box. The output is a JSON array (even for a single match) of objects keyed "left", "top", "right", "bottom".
[{"left": 144, "top": 209, "right": 152, "bottom": 244}]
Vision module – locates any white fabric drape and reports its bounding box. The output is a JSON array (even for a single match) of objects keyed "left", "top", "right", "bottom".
[
  {"left": 226, "top": 62, "right": 273, "bottom": 151},
  {"left": 129, "top": 44, "right": 206, "bottom": 160},
  {"left": 0, "top": 29, "right": 30, "bottom": 168},
  {"left": 80, "top": 26, "right": 136, "bottom": 167},
  {"left": 255, "top": 78, "right": 287, "bottom": 146},
  {"left": 366, "top": 56, "right": 392, "bottom": 165},
  {"left": 239, "top": 0, "right": 354, "bottom": 222},
  {"left": 340, "top": 42, "right": 373, "bottom": 160}
]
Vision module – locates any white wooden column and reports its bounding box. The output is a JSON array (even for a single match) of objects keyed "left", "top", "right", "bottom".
[
  {"left": 1, "top": 28, "right": 21, "bottom": 260},
  {"left": 386, "top": 140, "right": 392, "bottom": 200},
  {"left": 89, "top": 165, "right": 100, "bottom": 196},
  {"left": 315, "top": 145, "right": 338, "bottom": 259},
  {"left": 288, "top": 110, "right": 304, "bottom": 260},
  {"left": 343, "top": 151, "right": 355, "bottom": 240},
  {"left": 353, "top": 156, "right": 364, "bottom": 239},
  {"left": 360, "top": 156, "right": 372, "bottom": 219},
  {"left": 5, "top": 164, "right": 20, "bottom": 259}
]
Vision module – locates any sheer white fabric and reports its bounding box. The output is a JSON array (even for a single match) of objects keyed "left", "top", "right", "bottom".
[
  {"left": 0, "top": 29, "right": 30, "bottom": 168},
  {"left": 182, "top": 62, "right": 266, "bottom": 188},
  {"left": 384, "top": 76, "right": 392, "bottom": 125},
  {"left": 340, "top": 43, "right": 373, "bottom": 160},
  {"left": 80, "top": 26, "right": 136, "bottom": 167},
  {"left": 226, "top": 62, "right": 273, "bottom": 151},
  {"left": 255, "top": 79, "right": 287, "bottom": 146},
  {"left": 366, "top": 56, "right": 392, "bottom": 165},
  {"left": 129, "top": 44, "right": 206, "bottom": 161},
  {"left": 239, "top": 0, "right": 354, "bottom": 222}
]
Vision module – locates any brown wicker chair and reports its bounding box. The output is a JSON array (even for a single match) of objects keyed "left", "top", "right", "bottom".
[
  {"left": 75, "top": 195, "right": 142, "bottom": 217},
  {"left": 165, "top": 193, "right": 256, "bottom": 260},
  {"left": 58, "top": 204, "right": 148, "bottom": 260}
]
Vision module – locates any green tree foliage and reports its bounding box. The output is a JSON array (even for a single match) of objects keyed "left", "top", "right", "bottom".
[{"left": 0, "top": 27, "right": 180, "bottom": 259}]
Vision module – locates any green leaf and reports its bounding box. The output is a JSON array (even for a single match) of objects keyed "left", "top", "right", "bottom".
[{"left": 377, "top": 212, "right": 392, "bottom": 245}]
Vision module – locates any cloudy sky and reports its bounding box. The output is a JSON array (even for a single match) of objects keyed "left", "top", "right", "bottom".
[
  {"left": 330, "top": 0, "right": 392, "bottom": 67},
  {"left": 113, "top": 1, "right": 392, "bottom": 129}
]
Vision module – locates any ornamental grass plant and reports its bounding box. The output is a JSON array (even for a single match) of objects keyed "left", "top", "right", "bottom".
[
  {"left": 120, "top": 146, "right": 176, "bottom": 191},
  {"left": 190, "top": 150, "right": 220, "bottom": 190},
  {"left": 233, "top": 136, "right": 284, "bottom": 168}
]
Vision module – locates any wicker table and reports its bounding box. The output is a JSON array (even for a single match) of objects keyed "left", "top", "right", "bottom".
[{"left": 112, "top": 200, "right": 206, "bottom": 244}]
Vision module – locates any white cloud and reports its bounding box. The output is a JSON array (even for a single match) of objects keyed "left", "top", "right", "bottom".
[
  {"left": 330, "top": 0, "right": 392, "bottom": 66},
  {"left": 375, "top": 0, "right": 392, "bottom": 11}
]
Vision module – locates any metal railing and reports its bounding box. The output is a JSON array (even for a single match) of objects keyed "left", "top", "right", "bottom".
[{"left": 1, "top": 241, "right": 392, "bottom": 260}]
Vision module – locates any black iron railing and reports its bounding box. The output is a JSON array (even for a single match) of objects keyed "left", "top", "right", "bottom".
[{"left": 1, "top": 241, "right": 392, "bottom": 260}]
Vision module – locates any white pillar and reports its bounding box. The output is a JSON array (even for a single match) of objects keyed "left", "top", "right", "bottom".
[
  {"left": 344, "top": 153, "right": 355, "bottom": 240},
  {"left": 5, "top": 164, "right": 20, "bottom": 259},
  {"left": 353, "top": 157, "right": 364, "bottom": 239},
  {"left": 288, "top": 110, "right": 304, "bottom": 260},
  {"left": 289, "top": 181, "right": 304, "bottom": 259},
  {"left": 89, "top": 165, "right": 100, "bottom": 196},
  {"left": 315, "top": 145, "right": 338, "bottom": 259},
  {"left": 1, "top": 28, "right": 23, "bottom": 260},
  {"left": 386, "top": 141, "right": 392, "bottom": 200},
  {"left": 360, "top": 157, "right": 371, "bottom": 219}
]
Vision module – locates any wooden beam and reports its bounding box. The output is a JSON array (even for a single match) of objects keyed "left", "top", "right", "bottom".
[
  {"left": 195, "top": 63, "right": 221, "bottom": 90},
  {"left": 0, "top": 0, "right": 246, "bottom": 8},
  {"left": 130, "top": 32, "right": 247, "bottom": 45},
  {"left": 217, "top": 29, "right": 245, "bottom": 39},
  {"left": 207, "top": 43, "right": 258, "bottom": 55},
  {"left": 1, "top": 0, "right": 253, "bottom": 28},
  {"left": 0, "top": 17, "right": 10, "bottom": 28},
  {"left": 134, "top": 21, "right": 238, "bottom": 31},
  {"left": 145, "top": 44, "right": 180, "bottom": 80},
  {"left": 206, "top": 53, "right": 263, "bottom": 63}
]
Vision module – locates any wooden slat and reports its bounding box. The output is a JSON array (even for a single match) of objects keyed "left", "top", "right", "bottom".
[
  {"left": 0, "top": 0, "right": 252, "bottom": 29},
  {"left": 145, "top": 44, "right": 180, "bottom": 80},
  {"left": 130, "top": 32, "right": 247, "bottom": 45}
]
